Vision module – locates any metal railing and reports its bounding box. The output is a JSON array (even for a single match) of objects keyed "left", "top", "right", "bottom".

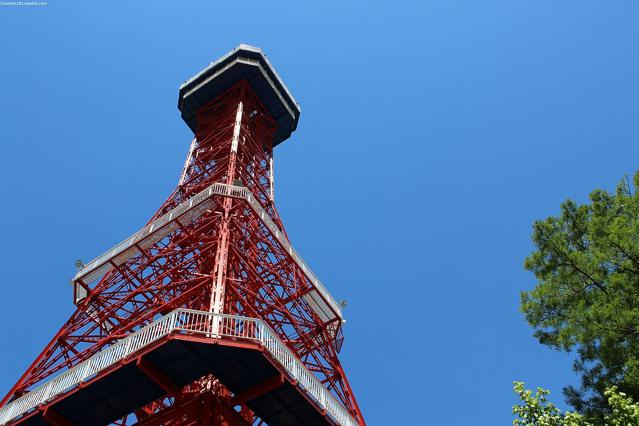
[
  {"left": 73, "top": 183, "right": 342, "bottom": 321},
  {"left": 0, "top": 309, "right": 358, "bottom": 426}
]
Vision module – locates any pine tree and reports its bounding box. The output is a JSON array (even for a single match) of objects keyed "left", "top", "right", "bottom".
[{"left": 522, "top": 172, "right": 639, "bottom": 419}]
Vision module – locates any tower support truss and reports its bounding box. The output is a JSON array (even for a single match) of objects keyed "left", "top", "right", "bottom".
[{"left": 0, "top": 45, "right": 364, "bottom": 426}]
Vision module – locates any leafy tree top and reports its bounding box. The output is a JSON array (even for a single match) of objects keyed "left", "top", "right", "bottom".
[
  {"left": 522, "top": 172, "right": 639, "bottom": 418},
  {"left": 513, "top": 382, "right": 639, "bottom": 425}
]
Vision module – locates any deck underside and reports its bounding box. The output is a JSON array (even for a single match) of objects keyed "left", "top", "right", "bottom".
[{"left": 13, "top": 336, "right": 332, "bottom": 426}]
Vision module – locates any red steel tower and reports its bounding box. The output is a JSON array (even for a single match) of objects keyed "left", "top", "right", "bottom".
[{"left": 0, "top": 45, "right": 364, "bottom": 426}]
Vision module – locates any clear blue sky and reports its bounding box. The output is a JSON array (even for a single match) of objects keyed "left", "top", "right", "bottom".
[{"left": 1, "top": 1, "right": 638, "bottom": 424}]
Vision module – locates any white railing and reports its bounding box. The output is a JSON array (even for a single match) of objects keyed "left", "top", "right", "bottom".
[
  {"left": 0, "top": 309, "right": 358, "bottom": 426},
  {"left": 73, "top": 183, "right": 343, "bottom": 321}
]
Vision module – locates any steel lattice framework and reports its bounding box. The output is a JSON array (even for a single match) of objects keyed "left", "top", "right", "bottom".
[{"left": 0, "top": 46, "right": 364, "bottom": 426}]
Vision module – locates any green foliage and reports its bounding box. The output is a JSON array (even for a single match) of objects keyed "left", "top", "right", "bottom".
[
  {"left": 521, "top": 172, "right": 639, "bottom": 418},
  {"left": 604, "top": 386, "right": 639, "bottom": 426},
  {"left": 513, "top": 382, "right": 639, "bottom": 425},
  {"left": 513, "top": 381, "right": 585, "bottom": 426}
]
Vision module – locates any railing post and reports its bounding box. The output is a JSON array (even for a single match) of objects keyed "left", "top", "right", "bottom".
[
  {"left": 168, "top": 310, "right": 177, "bottom": 332},
  {"left": 294, "top": 358, "right": 300, "bottom": 381},
  {"left": 80, "top": 361, "right": 92, "bottom": 381},
  {"left": 42, "top": 381, "right": 53, "bottom": 402},
  {"left": 4, "top": 402, "right": 16, "bottom": 425}
]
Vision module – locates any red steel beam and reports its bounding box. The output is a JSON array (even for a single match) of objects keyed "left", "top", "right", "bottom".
[
  {"left": 135, "top": 356, "right": 179, "bottom": 395},
  {"left": 42, "top": 407, "right": 73, "bottom": 426},
  {"left": 231, "top": 373, "right": 285, "bottom": 405}
]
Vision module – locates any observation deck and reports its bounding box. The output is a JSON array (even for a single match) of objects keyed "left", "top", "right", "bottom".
[
  {"left": 178, "top": 44, "right": 301, "bottom": 147},
  {"left": 0, "top": 310, "right": 358, "bottom": 426},
  {"left": 71, "top": 183, "right": 344, "bottom": 327}
]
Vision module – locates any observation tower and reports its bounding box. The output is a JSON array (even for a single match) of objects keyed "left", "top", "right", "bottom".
[{"left": 0, "top": 45, "right": 364, "bottom": 426}]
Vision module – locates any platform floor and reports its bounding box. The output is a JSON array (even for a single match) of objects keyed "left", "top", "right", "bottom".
[{"left": 13, "top": 336, "right": 332, "bottom": 426}]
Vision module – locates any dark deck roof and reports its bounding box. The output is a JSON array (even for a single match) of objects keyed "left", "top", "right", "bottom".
[{"left": 177, "top": 44, "right": 301, "bottom": 147}]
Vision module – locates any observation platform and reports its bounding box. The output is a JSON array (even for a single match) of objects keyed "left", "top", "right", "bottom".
[
  {"left": 178, "top": 44, "right": 301, "bottom": 147},
  {"left": 0, "top": 310, "right": 358, "bottom": 426},
  {"left": 71, "top": 182, "right": 343, "bottom": 328}
]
